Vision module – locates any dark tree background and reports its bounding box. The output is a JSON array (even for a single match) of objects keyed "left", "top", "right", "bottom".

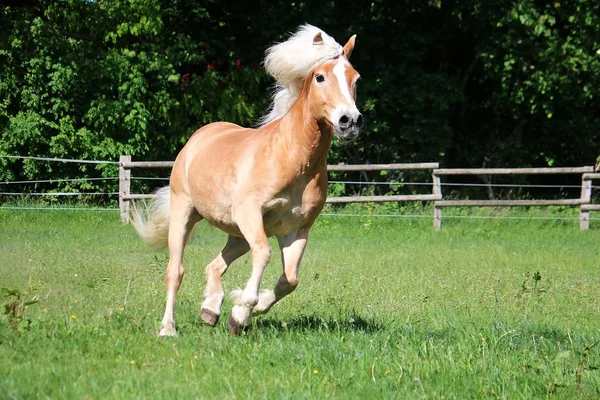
[{"left": 1, "top": 0, "right": 599, "bottom": 198}]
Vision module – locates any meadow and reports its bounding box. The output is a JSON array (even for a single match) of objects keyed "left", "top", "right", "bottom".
[{"left": 1, "top": 208, "right": 599, "bottom": 399}]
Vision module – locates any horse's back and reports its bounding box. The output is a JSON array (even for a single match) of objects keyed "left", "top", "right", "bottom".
[
  {"left": 174, "top": 121, "right": 256, "bottom": 179},
  {"left": 184, "top": 121, "right": 255, "bottom": 160}
]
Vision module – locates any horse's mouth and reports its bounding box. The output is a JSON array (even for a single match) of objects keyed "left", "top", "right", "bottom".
[{"left": 334, "top": 126, "right": 360, "bottom": 142}]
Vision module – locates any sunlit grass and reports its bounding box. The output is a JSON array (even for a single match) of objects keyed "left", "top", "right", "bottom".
[{"left": 1, "top": 209, "right": 599, "bottom": 398}]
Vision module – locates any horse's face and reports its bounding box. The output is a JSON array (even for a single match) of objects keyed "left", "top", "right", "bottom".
[{"left": 308, "top": 36, "right": 362, "bottom": 140}]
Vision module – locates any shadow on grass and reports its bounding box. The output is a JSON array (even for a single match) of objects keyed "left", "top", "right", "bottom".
[{"left": 254, "top": 313, "right": 385, "bottom": 334}]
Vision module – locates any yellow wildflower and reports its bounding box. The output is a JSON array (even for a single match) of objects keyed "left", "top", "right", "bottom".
[
  {"left": 71, "top": 314, "right": 77, "bottom": 320},
  {"left": 313, "top": 369, "right": 319, "bottom": 375}
]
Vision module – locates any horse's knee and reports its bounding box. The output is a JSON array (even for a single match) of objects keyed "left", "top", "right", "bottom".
[
  {"left": 252, "top": 244, "right": 271, "bottom": 266},
  {"left": 166, "top": 262, "right": 184, "bottom": 286}
]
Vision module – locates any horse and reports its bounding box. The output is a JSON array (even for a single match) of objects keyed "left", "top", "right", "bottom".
[{"left": 131, "top": 25, "right": 362, "bottom": 336}]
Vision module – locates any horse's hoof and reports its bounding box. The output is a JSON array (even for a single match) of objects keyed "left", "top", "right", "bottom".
[
  {"left": 158, "top": 326, "right": 177, "bottom": 338},
  {"left": 200, "top": 308, "right": 220, "bottom": 327},
  {"left": 227, "top": 314, "right": 242, "bottom": 336}
]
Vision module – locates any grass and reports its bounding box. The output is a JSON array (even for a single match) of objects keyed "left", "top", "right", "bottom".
[{"left": 1, "top": 208, "right": 599, "bottom": 399}]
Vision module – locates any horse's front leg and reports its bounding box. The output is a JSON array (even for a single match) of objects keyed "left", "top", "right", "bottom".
[
  {"left": 253, "top": 227, "right": 309, "bottom": 315},
  {"left": 228, "top": 201, "right": 271, "bottom": 334}
]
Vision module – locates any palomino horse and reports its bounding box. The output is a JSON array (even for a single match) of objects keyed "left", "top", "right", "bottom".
[{"left": 132, "top": 25, "right": 362, "bottom": 336}]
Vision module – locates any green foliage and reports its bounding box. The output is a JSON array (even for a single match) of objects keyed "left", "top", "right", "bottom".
[
  {"left": 0, "top": 1, "right": 599, "bottom": 199},
  {"left": 453, "top": 0, "right": 600, "bottom": 167},
  {"left": 2, "top": 276, "right": 41, "bottom": 332},
  {"left": 0, "top": 0, "right": 269, "bottom": 198}
]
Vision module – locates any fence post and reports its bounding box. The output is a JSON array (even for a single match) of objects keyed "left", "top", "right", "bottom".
[
  {"left": 433, "top": 173, "right": 442, "bottom": 230},
  {"left": 580, "top": 174, "right": 592, "bottom": 230},
  {"left": 119, "top": 155, "right": 131, "bottom": 224}
]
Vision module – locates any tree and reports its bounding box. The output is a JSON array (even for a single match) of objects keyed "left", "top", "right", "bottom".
[{"left": 1, "top": 0, "right": 599, "bottom": 201}]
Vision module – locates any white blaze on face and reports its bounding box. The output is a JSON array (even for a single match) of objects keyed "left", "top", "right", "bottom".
[{"left": 332, "top": 59, "right": 353, "bottom": 104}]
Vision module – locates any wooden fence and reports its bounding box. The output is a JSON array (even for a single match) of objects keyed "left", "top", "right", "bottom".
[
  {"left": 118, "top": 156, "right": 598, "bottom": 229},
  {"left": 433, "top": 167, "right": 596, "bottom": 230},
  {"left": 581, "top": 173, "right": 600, "bottom": 230}
]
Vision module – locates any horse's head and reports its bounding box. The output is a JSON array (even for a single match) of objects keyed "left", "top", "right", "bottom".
[{"left": 307, "top": 33, "right": 362, "bottom": 140}]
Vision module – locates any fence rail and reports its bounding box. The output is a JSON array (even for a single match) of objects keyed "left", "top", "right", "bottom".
[
  {"left": 117, "top": 156, "right": 440, "bottom": 222},
  {"left": 434, "top": 167, "right": 594, "bottom": 175},
  {"left": 118, "top": 156, "right": 598, "bottom": 229}
]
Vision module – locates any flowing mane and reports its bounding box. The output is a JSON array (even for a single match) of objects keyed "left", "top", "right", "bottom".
[{"left": 258, "top": 24, "right": 343, "bottom": 126}]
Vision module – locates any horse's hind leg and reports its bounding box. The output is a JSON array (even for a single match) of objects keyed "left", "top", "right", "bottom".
[
  {"left": 253, "top": 228, "right": 308, "bottom": 315},
  {"left": 200, "top": 235, "right": 249, "bottom": 326},
  {"left": 159, "top": 192, "right": 200, "bottom": 337}
]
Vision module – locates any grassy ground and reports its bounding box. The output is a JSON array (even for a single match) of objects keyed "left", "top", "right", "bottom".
[{"left": 1, "top": 208, "right": 599, "bottom": 399}]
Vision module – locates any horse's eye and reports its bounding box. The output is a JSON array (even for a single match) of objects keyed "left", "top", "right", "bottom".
[{"left": 315, "top": 74, "right": 325, "bottom": 83}]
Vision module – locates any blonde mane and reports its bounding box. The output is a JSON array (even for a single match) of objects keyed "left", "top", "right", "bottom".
[{"left": 258, "top": 24, "right": 343, "bottom": 127}]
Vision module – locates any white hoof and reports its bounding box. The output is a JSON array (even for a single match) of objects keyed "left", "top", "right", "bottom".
[
  {"left": 158, "top": 325, "right": 177, "bottom": 338},
  {"left": 253, "top": 289, "right": 276, "bottom": 315},
  {"left": 230, "top": 304, "right": 252, "bottom": 327}
]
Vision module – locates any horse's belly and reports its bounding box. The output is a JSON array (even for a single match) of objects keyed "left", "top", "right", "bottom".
[
  {"left": 197, "top": 205, "right": 306, "bottom": 238},
  {"left": 206, "top": 219, "right": 243, "bottom": 237},
  {"left": 187, "top": 171, "right": 325, "bottom": 238},
  {"left": 191, "top": 195, "right": 239, "bottom": 234}
]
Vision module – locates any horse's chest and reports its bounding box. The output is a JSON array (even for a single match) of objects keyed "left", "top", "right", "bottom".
[{"left": 262, "top": 191, "right": 324, "bottom": 235}]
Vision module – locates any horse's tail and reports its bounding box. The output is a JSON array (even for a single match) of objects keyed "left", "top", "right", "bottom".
[{"left": 130, "top": 185, "right": 171, "bottom": 249}]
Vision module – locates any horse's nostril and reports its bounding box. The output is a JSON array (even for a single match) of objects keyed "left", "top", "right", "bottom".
[
  {"left": 339, "top": 115, "right": 350, "bottom": 126},
  {"left": 356, "top": 114, "right": 363, "bottom": 128}
]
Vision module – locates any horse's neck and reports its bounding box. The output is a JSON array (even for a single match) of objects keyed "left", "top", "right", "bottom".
[{"left": 276, "top": 97, "right": 333, "bottom": 173}]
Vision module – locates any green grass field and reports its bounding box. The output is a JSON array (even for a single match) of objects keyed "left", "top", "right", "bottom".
[{"left": 1, "top": 209, "right": 599, "bottom": 399}]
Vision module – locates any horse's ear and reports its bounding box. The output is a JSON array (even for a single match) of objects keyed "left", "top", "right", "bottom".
[
  {"left": 313, "top": 32, "right": 323, "bottom": 45},
  {"left": 343, "top": 34, "right": 357, "bottom": 59}
]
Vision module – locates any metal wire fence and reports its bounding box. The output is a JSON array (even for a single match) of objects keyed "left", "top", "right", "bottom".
[{"left": 1, "top": 154, "right": 598, "bottom": 226}]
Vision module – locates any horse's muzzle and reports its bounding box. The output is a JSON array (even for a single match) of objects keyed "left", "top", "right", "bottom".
[{"left": 336, "top": 112, "right": 362, "bottom": 141}]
